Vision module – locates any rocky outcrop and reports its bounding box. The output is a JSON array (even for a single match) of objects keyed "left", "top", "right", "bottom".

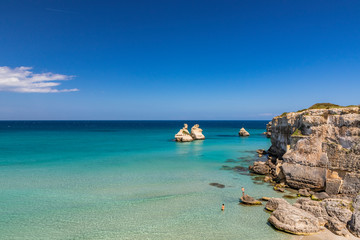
[
  {"left": 264, "top": 121, "right": 272, "bottom": 138},
  {"left": 249, "top": 161, "right": 270, "bottom": 175},
  {"left": 240, "top": 194, "right": 262, "bottom": 205},
  {"left": 174, "top": 124, "right": 193, "bottom": 142},
  {"left": 267, "top": 105, "right": 360, "bottom": 193},
  {"left": 238, "top": 127, "right": 250, "bottom": 136},
  {"left": 175, "top": 124, "right": 205, "bottom": 142},
  {"left": 266, "top": 197, "right": 356, "bottom": 236},
  {"left": 348, "top": 211, "right": 360, "bottom": 237},
  {"left": 265, "top": 198, "right": 290, "bottom": 211},
  {"left": 190, "top": 124, "right": 205, "bottom": 140},
  {"left": 268, "top": 202, "right": 321, "bottom": 235}
]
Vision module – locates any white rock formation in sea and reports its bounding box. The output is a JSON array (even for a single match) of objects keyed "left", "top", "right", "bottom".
[
  {"left": 238, "top": 127, "right": 250, "bottom": 136},
  {"left": 190, "top": 124, "right": 205, "bottom": 140},
  {"left": 174, "top": 124, "right": 193, "bottom": 142}
]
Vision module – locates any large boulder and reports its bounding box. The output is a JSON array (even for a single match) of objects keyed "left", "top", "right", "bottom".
[
  {"left": 281, "top": 163, "right": 327, "bottom": 190},
  {"left": 348, "top": 211, "right": 360, "bottom": 237},
  {"left": 249, "top": 161, "right": 270, "bottom": 175},
  {"left": 293, "top": 198, "right": 328, "bottom": 221},
  {"left": 326, "top": 178, "right": 342, "bottom": 195},
  {"left": 268, "top": 203, "right": 321, "bottom": 235},
  {"left": 265, "top": 198, "right": 290, "bottom": 212},
  {"left": 238, "top": 127, "right": 250, "bottom": 136},
  {"left": 323, "top": 198, "right": 352, "bottom": 224},
  {"left": 311, "top": 192, "right": 330, "bottom": 201},
  {"left": 174, "top": 124, "right": 193, "bottom": 142},
  {"left": 298, "top": 188, "right": 311, "bottom": 197},
  {"left": 240, "top": 194, "right": 262, "bottom": 205},
  {"left": 190, "top": 124, "right": 205, "bottom": 140}
]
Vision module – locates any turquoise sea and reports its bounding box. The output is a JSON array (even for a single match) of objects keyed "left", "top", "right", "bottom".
[{"left": 0, "top": 121, "right": 291, "bottom": 240}]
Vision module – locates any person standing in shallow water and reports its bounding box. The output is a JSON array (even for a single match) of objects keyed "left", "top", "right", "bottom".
[
  {"left": 221, "top": 204, "right": 225, "bottom": 211},
  {"left": 241, "top": 187, "right": 245, "bottom": 197}
]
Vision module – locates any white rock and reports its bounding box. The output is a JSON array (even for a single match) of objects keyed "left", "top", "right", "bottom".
[
  {"left": 175, "top": 124, "right": 193, "bottom": 142},
  {"left": 239, "top": 127, "right": 250, "bottom": 136},
  {"left": 190, "top": 124, "right": 205, "bottom": 140}
]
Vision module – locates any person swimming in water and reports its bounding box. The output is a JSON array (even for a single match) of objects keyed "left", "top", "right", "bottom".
[{"left": 221, "top": 204, "right": 225, "bottom": 211}]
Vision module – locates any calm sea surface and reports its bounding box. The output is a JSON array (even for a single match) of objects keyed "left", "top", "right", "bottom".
[{"left": 0, "top": 121, "right": 291, "bottom": 240}]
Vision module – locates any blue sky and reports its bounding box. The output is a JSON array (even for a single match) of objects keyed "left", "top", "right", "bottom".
[{"left": 0, "top": 0, "right": 359, "bottom": 120}]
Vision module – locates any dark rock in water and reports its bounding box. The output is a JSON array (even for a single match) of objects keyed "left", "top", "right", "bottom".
[
  {"left": 225, "top": 159, "right": 238, "bottom": 163},
  {"left": 252, "top": 176, "right": 265, "bottom": 181},
  {"left": 240, "top": 194, "right": 262, "bottom": 205},
  {"left": 233, "top": 166, "right": 248, "bottom": 172},
  {"left": 283, "top": 194, "right": 297, "bottom": 199},
  {"left": 220, "top": 165, "right": 232, "bottom": 170},
  {"left": 311, "top": 192, "right": 330, "bottom": 201},
  {"left": 298, "top": 188, "right": 311, "bottom": 197},
  {"left": 253, "top": 181, "right": 264, "bottom": 185},
  {"left": 268, "top": 203, "right": 321, "bottom": 235},
  {"left": 249, "top": 161, "right": 270, "bottom": 175},
  {"left": 348, "top": 210, "right": 360, "bottom": 237},
  {"left": 265, "top": 198, "right": 290, "bottom": 212},
  {"left": 209, "top": 183, "right": 225, "bottom": 188}
]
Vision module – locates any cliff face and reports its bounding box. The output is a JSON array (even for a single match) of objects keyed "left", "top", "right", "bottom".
[{"left": 268, "top": 106, "right": 360, "bottom": 194}]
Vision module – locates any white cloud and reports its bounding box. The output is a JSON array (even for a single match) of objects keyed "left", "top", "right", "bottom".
[{"left": 0, "top": 66, "right": 79, "bottom": 93}]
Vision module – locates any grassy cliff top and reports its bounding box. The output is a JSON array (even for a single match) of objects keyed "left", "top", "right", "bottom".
[{"left": 278, "top": 103, "right": 359, "bottom": 117}]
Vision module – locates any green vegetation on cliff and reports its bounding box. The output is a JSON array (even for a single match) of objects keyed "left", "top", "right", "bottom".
[{"left": 298, "top": 103, "right": 359, "bottom": 112}]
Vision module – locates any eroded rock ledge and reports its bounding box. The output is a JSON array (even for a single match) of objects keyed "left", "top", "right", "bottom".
[{"left": 260, "top": 104, "right": 360, "bottom": 194}]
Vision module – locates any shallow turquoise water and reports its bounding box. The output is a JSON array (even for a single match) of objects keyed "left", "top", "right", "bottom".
[{"left": 0, "top": 121, "right": 291, "bottom": 240}]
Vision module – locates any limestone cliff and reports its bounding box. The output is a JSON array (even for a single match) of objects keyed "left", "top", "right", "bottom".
[{"left": 268, "top": 104, "right": 360, "bottom": 194}]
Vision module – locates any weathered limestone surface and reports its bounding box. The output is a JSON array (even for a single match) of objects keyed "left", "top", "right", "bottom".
[
  {"left": 348, "top": 210, "right": 360, "bottom": 237},
  {"left": 267, "top": 106, "right": 360, "bottom": 192},
  {"left": 249, "top": 161, "right": 270, "bottom": 175},
  {"left": 190, "top": 124, "right": 205, "bottom": 140},
  {"left": 175, "top": 124, "right": 205, "bottom": 142},
  {"left": 268, "top": 203, "right": 321, "bottom": 235},
  {"left": 174, "top": 124, "right": 193, "bottom": 142},
  {"left": 267, "top": 197, "right": 355, "bottom": 236},
  {"left": 239, "top": 127, "right": 250, "bottom": 136}
]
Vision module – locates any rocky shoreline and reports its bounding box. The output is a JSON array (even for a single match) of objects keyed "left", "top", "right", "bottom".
[{"left": 247, "top": 104, "right": 360, "bottom": 238}]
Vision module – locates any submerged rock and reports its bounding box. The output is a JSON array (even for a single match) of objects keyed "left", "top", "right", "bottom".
[
  {"left": 190, "top": 124, "right": 205, "bottom": 140},
  {"left": 238, "top": 128, "right": 250, "bottom": 136},
  {"left": 209, "top": 183, "right": 225, "bottom": 188},
  {"left": 174, "top": 124, "right": 193, "bottom": 142}
]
